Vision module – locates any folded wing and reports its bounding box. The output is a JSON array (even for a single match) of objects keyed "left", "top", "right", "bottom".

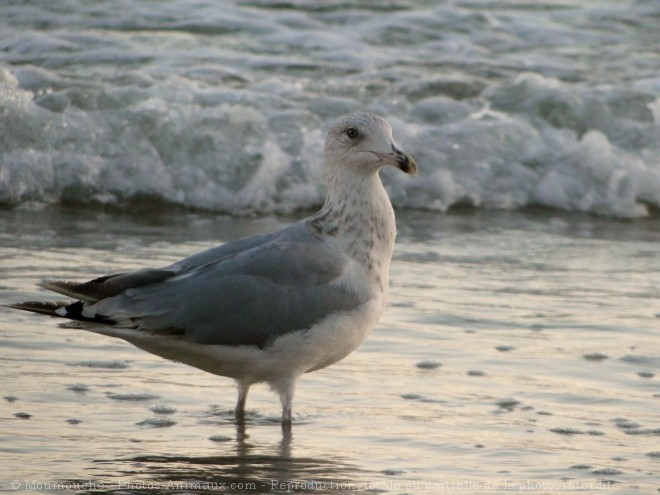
[{"left": 48, "top": 223, "right": 365, "bottom": 348}]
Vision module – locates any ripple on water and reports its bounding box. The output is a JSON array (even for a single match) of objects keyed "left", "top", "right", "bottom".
[
  {"left": 107, "top": 392, "right": 160, "bottom": 401},
  {"left": 66, "top": 383, "right": 89, "bottom": 393},
  {"left": 550, "top": 427, "right": 584, "bottom": 435},
  {"left": 592, "top": 468, "right": 623, "bottom": 475},
  {"left": 623, "top": 428, "right": 660, "bottom": 436},
  {"left": 495, "top": 398, "right": 520, "bottom": 410},
  {"left": 136, "top": 417, "right": 176, "bottom": 428},
  {"left": 582, "top": 353, "right": 608, "bottom": 361},
  {"left": 612, "top": 418, "right": 641, "bottom": 430},
  {"left": 208, "top": 435, "right": 232, "bottom": 442},
  {"left": 399, "top": 393, "right": 445, "bottom": 405},
  {"left": 620, "top": 354, "right": 659, "bottom": 365},
  {"left": 415, "top": 360, "right": 441, "bottom": 370},
  {"left": 381, "top": 469, "right": 405, "bottom": 475},
  {"left": 67, "top": 360, "right": 129, "bottom": 369},
  {"left": 467, "top": 369, "right": 486, "bottom": 376},
  {"left": 150, "top": 405, "right": 176, "bottom": 414}
]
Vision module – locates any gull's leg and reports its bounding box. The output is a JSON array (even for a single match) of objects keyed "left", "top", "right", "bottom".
[
  {"left": 277, "top": 379, "right": 297, "bottom": 431},
  {"left": 235, "top": 381, "right": 250, "bottom": 420},
  {"left": 281, "top": 401, "right": 292, "bottom": 430}
]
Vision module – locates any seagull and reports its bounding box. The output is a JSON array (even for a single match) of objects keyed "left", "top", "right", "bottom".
[{"left": 6, "top": 112, "right": 417, "bottom": 429}]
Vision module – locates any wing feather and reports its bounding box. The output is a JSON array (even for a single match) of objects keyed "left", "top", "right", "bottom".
[
  {"left": 93, "top": 230, "right": 365, "bottom": 347},
  {"left": 40, "top": 268, "right": 178, "bottom": 303}
]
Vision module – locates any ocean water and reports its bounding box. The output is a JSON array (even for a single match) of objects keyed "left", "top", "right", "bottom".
[
  {"left": 1, "top": 0, "right": 660, "bottom": 494},
  {"left": 1, "top": 0, "right": 660, "bottom": 217}
]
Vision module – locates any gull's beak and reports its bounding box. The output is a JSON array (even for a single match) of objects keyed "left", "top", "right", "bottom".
[
  {"left": 391, "top": 144, "right": 418, "bottom": 176},
  {"left": 373, "top": 144, "right": 418, "bottom": 176}
]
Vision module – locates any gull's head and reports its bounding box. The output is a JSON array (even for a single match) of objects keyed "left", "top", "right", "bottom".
[{"left": 324, "top": 112, "right": 418, "bottom": 178}]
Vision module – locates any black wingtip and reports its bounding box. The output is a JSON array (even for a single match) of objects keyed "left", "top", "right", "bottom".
[
  {"left": 2, "top": 301, "right": 69, "bottom": 317},
  {"left": 61, "top": 301, "right": 116, "bottom": 325},
  {"left": 4, "top": 300, "right": 117, "bottom": 325}
]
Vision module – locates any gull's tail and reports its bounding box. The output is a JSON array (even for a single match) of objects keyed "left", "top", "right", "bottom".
[
  {"left": 4, "top": 274, "right": 158, "bottom": 325},
  {"left": 4, "top": 300, "right": 69, "bottom": 317},
  {"left": 4, "top": 299, "right": 117, "bottom": 325}
]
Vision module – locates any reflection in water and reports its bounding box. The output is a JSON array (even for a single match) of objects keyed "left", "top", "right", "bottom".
[{"left": 74, "top": 422, "right": 362, "bottom": 494}]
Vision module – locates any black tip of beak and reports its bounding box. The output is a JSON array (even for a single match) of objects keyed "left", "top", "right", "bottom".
[
  {"left": 398, "top": 154, "right": 418, "bottom": 176},
  {"left": 392, "top": 144, "right": 418, "bottom": 176}
]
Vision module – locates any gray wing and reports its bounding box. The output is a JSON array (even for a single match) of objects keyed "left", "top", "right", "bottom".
[
  {"left": 92, "top": 226, "right": 365, "bottom": 347},
  {"left": 40, "top": 268, "right": 178, "bottom": 303},
  {"left": 39, "top": 225, "right": 282, "bottom": 303}
]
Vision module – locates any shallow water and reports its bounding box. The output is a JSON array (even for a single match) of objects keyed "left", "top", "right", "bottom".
[{"left": 1, "top": 207, "right": 658, "bottom": 494}]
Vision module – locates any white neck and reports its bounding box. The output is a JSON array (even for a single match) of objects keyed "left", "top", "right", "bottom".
[{"left": 309, "top": 169, "right": 396, "bottom": 292}]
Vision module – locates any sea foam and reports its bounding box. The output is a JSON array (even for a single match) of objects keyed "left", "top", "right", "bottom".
[{"left": 1, "top": 2, "right": 659, "bottom": 218}]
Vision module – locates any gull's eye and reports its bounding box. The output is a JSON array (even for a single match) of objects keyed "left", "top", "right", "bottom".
[{"left": 346, "top": 127, "right": 359, "bottom": 139}]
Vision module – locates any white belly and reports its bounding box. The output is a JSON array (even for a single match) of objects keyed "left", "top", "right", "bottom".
[
  {"left": 87, "top": 298, "right": 382, "bottom": 386},
  {"left": 270, "top": 298, "right": 382, "bottom": 374}
]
